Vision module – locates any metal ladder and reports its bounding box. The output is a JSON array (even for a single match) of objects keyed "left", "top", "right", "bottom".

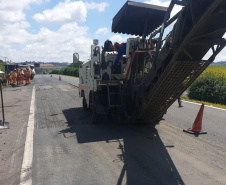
[{"left": 107, "top": 83, "right": 122, "bottom": 108}]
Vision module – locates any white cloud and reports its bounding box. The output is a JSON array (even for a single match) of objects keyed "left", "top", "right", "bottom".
[
  {"left": 109, "top": 35, "right": 129, "bottom": 44},
  {"left": 0, "top": 0, "right": 49, "bottom": 25},
  {"left": 0, "top": 0, "right": 48, "bottom": 24},
  {"left": 0, "top": 10, "right": 26, "bottom": 23},
  {"left": 0, "top": 0, "right": 110, "bottom": 62},
  {"left": 95, "top": 27, "right": 110, "bottom": 35},
  {"left": 0, "top": 0, "right": 48, "bottom": 47},
  {"left": 144, "top": 0, "right": 169, "bottom": 7},
  {"left": 144, "top": 0, "right": 182, "bottom": 18},
  {"left": 33, "top": 1, "right": 109, "bottom": 24},
  {"left": 85, "top": 2, "right": 109, "bottom": 12},
  {"left": 33, "top": 1, "right": 87, "bottom": 24},
  {"left": 0, "top": 0, "right": 44, "bottom": 11},
  {"left": 0, "top": 23, "right": 33, "bottom": 48},
  {"left": 215, "top": 51, "right": 226, "bottom": 62},
  {"left": 5, "top": 23, "right": 93, "bottom": 62}
]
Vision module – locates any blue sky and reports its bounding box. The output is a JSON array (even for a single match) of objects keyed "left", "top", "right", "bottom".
[{"left": 0, "top": 0, "right": 225, "bottom": 62}]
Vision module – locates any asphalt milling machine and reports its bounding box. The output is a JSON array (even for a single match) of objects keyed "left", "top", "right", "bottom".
[{"left": 78, "top": 0, "right": 226, "bottom": 123}]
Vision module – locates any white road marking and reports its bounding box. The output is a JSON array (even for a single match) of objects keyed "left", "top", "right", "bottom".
[
  {"left": 20, "top": 86, "right": 35, "bottom": 185},
  {"left": 182, "top": 100, "right": 226, "bottom": 111}
]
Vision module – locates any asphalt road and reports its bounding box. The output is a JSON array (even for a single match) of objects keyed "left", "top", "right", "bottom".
[
  {"left": 50, "top": 74, "right": 79, "bottom": 87},
  {"left": 0, "top": 74, "right": 226, "bottom": 185},
  {"left": 53, "top": 74, "right": 226, "bottom": 148},
  {"left": 164, "top": 100, "right": 226, "bottom": 149}
]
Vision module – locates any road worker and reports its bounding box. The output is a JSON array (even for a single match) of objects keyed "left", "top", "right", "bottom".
[
  {"left": 25, "top": 67, "right": 31, "bottom": 85},
  {"left": 12, "top": 69, "right": 17, "bottom": 84},
  {"left": 20, "top": 69, "right": 24, "bottom": 85},
  {"left": 16, "top": 68, "right": 20, "bottom": 85},
  {"left": 178, "top": 97, "right": 183, "bottom": 107},
  {"left": 6, "top": 70, "right": 12, "bottom": 85}
]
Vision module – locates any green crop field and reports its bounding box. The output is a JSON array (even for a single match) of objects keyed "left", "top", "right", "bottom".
[{"left": 205, "top": 65, "right": 226, "bottom": 76}]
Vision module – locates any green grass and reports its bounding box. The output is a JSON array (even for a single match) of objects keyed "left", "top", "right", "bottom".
[{"left": 181, "top": 97, "right": 226, "bottom": 109}]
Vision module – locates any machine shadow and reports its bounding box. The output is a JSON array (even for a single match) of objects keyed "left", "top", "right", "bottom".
[{"left": 61, "top": 107, "right": 184, "bottom": 185}]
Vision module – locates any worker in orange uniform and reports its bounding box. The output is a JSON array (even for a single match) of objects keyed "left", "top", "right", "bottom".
[
  {"left": 12, "top": 69, "right": 17, "bottom": 85},
  {"left": 6, "top": 69, "right": 12, "bottom": 85},
  {"left": 25, "top": 67, "right": 31, "bottom": 85},
  {"left": 16, "top": 68, "right": 20, "bottom": 85},
  {"left": 19, "top": 69, "right": 24, "bottom": 85}
]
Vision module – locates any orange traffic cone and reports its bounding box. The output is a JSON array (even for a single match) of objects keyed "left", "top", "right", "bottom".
[
  {"left": 59, "top": 75, "right": 61, "bottom": 80},
  {"left": 183, "top": 103, "right": 207, "bottom": 134}
]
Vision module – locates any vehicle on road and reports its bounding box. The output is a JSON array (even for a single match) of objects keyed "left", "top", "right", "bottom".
[
  {"left": 78, "top": 0, "right": 226, "bottom": 123},
  {"left": 5, "top": 64, "right": 18, "bottom": 72}
]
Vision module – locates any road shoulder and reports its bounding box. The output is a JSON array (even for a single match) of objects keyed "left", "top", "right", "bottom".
[{"left": 0, "top": 85, "right": 33, "bottom": 185}]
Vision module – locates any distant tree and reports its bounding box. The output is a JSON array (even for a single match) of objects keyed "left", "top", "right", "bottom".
[
  {"left": 0, "top": 61, "right": 5, "bottom": 71},
  {"left": 51, "top": 69, "right": 60, "bottom": 74},
  {"left": 51, "top": 67, "right": 79, "bottom": 77}
]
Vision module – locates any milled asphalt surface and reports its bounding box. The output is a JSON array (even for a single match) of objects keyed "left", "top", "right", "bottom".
[
  {"left": 50, "top": 74, "right": 79, "bottom": 87},
  {"left": 0, "top": 74, "right": 226, "bottom": 185},
  {"left": 33, "top": 75, "right": 184, "bottom": 185}
]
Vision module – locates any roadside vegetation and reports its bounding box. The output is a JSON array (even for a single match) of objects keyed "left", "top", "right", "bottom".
[
  {"left": 51, "top": 67, "right": 79, "bottom": 77},
  {"left": 188, "top": 66, "right": 226, "bottom": 106},
  {"left": 36, "top": 64, "right": 65, "bottom": 74},
  {"left": 51, "top": 62, "right": 82, "bottom": 77},
  {"left": 0, "top": 60, "right": 5, "bottom": 71}
]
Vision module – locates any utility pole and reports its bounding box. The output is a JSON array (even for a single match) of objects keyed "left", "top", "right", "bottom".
[
  {"left": 0, "top": 56, "right": 10, "bottom": 70},
  {"left": 0, "top": 56, "right": 8, "bottom": 63}
]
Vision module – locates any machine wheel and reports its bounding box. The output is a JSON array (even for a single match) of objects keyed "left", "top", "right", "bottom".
[
  {"left": 82, "top": 97, "right": 88, "bottom": 111},
  {"left": 90, "top": 91, "right": 104, "bottom": 124},
  {"left": 124, "top": 96, "right": 136, "bottom": 119}
]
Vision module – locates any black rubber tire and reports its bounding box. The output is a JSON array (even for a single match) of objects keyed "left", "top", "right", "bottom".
[{"left": 83, "top": 97, "right": 88, "bottom": 111}]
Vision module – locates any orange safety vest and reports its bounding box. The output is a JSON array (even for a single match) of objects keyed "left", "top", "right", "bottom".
[
  {"left": 13, "top": 71, "right": 17, "bottom": 78},
  {"left": 26, "top": 70, "right": 31, "bottom": 77}
]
